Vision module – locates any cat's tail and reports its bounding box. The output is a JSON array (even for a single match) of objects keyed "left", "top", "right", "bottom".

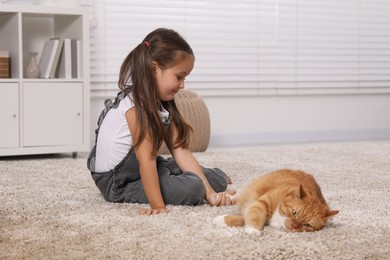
[{"left": 213, "top": 215, "right": 245, "bottom": 227}]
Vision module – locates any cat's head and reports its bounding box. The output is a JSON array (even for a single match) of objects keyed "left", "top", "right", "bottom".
[{"left": 280, "top": 184, "right": 339, "bottom": 232}]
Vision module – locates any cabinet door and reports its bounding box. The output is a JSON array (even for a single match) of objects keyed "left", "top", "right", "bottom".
[
  {"left": 0, "top": 83, "right": 19, "bottom": 148},
  {"left": 23, "top": 82, "right": 83, "bottom": 147}
]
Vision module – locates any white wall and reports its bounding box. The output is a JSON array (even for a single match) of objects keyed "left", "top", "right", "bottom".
[
  {"left": 90, "top": 88, "right": 390, "bottom": 148},
  {"left": 205, "top": 91, "right": 390, "bottom": 147},
  {"left": 87, "top": 0, "right": 390, "bottom": 148}
]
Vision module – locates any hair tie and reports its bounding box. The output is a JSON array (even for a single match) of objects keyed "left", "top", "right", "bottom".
[{"left": 144, "top": 41, "right": 149, "bottom": 48}]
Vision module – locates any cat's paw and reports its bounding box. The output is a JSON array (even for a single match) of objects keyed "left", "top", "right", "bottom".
[
  {"left": 245, "top": 226, "right": 262, "bottom": 235},
  {"left": 212, "top": 215, "right": 228, "bottom": 228}
]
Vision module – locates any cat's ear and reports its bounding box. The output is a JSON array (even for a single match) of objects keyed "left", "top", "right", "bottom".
[
  {"left": 325, "top": 209, "right": 339, "bottom": 217},
  {"left": 293, "top": 184, "right": 307, "bottom": 199}
]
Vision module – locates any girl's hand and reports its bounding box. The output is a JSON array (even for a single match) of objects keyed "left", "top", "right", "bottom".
[
  {"left": 206, "top": 189, "right": 237, "bottom": 207},
  {"left": 138, "top": 207, "right": 170, "bottom": 216}
]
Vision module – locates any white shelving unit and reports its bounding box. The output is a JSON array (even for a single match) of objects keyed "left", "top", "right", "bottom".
[{"left": 0, "top": 4, "right": 90, "bottom": 157}]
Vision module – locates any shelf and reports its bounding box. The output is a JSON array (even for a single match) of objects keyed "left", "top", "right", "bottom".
[{"left": 0, "top": 4, "right": 90, "bottom": 157}]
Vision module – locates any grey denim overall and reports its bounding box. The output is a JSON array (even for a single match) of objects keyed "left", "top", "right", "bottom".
[{"left": 87, "top": 92, "right": 229, "bottom": 205}]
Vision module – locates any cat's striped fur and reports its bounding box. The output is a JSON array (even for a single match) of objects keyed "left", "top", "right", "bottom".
[{"left": 214, "top": 169, "right": 339, "bottom": 234}]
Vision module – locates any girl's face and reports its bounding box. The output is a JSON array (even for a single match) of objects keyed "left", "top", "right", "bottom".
[{"left": 154, "top": 53, "right": 194, "bottom": 101}]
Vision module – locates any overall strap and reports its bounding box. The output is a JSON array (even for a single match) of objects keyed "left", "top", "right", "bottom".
[
  {"left": 87, "top": 91, "right": 126, "bottom": 171},
  {"left": 93, "top": 91, "right": 125, "bottom": 144}
]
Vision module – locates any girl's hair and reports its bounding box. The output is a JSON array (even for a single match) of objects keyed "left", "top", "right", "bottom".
[{"left": 118, "top": 28, "right": 194, "bottom": 155}]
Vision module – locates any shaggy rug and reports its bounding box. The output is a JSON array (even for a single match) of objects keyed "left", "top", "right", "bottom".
[{"left": 0, "top": 141, "right": 389, "bottom": 259}]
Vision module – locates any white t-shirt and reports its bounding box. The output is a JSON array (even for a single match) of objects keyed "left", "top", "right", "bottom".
[{"left": 95, "top": 94, "right": 169, "bottom": 172}]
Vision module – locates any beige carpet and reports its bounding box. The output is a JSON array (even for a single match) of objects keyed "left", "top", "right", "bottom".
[{"left": 1, "top": 141, "right": 389, "bottom": 259}]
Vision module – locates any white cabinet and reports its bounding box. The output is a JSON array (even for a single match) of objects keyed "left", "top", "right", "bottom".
[
  {"left": 23, "top": 82, "right": 83, "bottom": 147},
  {"left": 0, "top": 5, "right": 90, "bottom": 156},
  {"left": 0, "top": 83, "right": 19, "bottom": 148}
]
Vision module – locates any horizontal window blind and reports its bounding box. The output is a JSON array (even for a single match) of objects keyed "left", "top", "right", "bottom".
[{"left": 90, "top": 0, "right": 390, "bottom": 91}]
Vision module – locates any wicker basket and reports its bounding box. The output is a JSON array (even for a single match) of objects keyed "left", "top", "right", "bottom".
[{"left": 158, "top": 89, "right": 210, "bottom": 154}]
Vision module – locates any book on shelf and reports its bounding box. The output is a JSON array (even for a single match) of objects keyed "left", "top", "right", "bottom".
[
  {"left": 57, "top": 39, "right": 81, "bottom": 79},
  {"left": 0, "top": 51, "right": 10, "bottom": 78},
  {"left": 38, "top": 38, "right": 59, "bottom": 79},
  {"left": 71, "top": 39, "right": 81, "bottom": 79},
  {"left": 76, "top": 40, "right": 81, "bottom": 78},
  {"left": 57, "top": 39, "right": 72, "bottom": 79},
  {"left": 49, "top": 37, "right": 64, "bottom": 79}
]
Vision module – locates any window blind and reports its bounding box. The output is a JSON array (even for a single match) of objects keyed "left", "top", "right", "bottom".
[{"left": 89, "top": 0, "right": 390, "bottom": 91}]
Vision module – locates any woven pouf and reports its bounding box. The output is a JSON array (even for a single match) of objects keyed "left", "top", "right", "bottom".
[{"left": 158, "top": 89, "right": 210, "bottom": 154}]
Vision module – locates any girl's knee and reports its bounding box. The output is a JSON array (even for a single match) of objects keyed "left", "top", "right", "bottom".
[
  {"left": 162, "top": 172, "right": 205, "bottom": 206},
  {"left": 182, "top": 173, "right": 205, "bottom": 205},
  {"left": 202, "top": 167, "right": 228, "bottom": 192}
]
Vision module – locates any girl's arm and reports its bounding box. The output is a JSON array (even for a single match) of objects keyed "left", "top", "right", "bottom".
[
  {"left": 168, "top": 124, "right": 235, "bottom": 206},
  {"left": 126, "top": 108, "right": 169, "bottom": 215}
]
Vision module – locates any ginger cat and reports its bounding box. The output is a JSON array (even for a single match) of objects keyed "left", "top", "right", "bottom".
[{"left": 213, "top": 169, "right": 338, "bottom": 234}]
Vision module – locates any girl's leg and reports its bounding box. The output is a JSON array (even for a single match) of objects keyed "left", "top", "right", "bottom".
[
  {"left": 158, "top": 167, "right": 206, "bottom": 205},
  {"left": 159, "top": 156, "right": 229, "bottom": 193},
  {"left": 200, "top": 166, "right": 229, "bottom": 193},
  {"left": 119, "top": 167, "right": 205, "bottom": 206},
  {"left": 117, "top": 156, "right": 204, "bottom": 205},
  {"left": 117, "top": 156, "right": 227, "bottom": 205}
]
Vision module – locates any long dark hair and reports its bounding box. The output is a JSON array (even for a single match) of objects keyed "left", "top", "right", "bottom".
[{"left": 118, "top": 28, "right": 194, "bottom": 155}]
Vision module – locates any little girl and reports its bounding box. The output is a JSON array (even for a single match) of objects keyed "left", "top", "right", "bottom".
[{"left": 87, "top": 28, "right": 235, "bottom": 215}]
